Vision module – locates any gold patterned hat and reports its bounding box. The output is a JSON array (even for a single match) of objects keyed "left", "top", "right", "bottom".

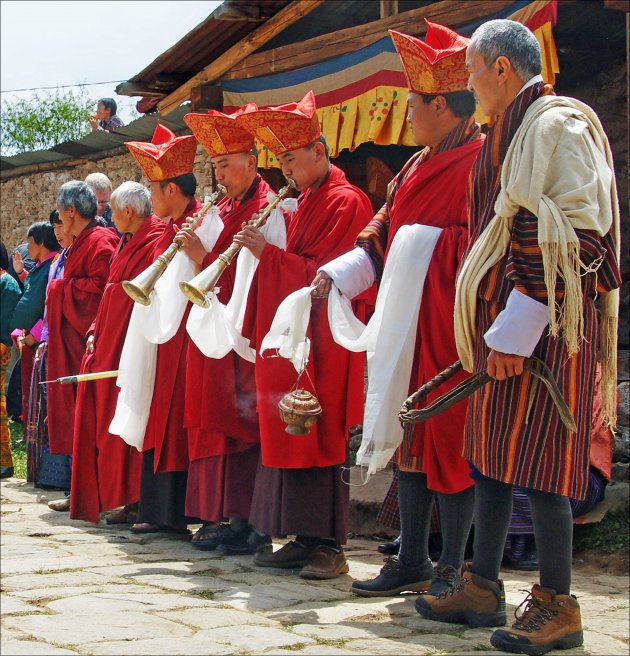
[
  {"left": 184, "top": 104, "right": 256, "bottom": 158},
  {"left": 125, "top": 123, "right": 197, "bottom": 181},
  {"left": 234, "top": 91, "right": 322, "bottom": 155},
  {"left": 390, "top": 20, "right": 470, "bottom": 94}
]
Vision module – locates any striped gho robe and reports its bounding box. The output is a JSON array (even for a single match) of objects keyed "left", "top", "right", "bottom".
[{"left": 463, "top": 83, "right": 621, "bottom": 500}]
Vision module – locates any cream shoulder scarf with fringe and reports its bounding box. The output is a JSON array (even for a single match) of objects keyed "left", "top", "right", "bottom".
[{"left": 454, "top": 95, "right": 620, "bottom": 426}]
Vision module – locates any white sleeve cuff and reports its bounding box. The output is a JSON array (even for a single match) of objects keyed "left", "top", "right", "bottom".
[
  {"left": 318, "top": 247, "right": 376, "bottom": 299},
  {"left": 484, "top": 289, "right": 549, "bottom": 356}
]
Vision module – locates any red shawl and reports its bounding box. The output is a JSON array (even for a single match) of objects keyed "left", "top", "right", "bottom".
[
  {"left": 186, "top": 176, "right": 273, "bottom": 461},
  {"left": 390, "top": 138, "right": 483, "bottom": 493},
  {"left": 70, "top": 216, "right": 165, "bottom": 522},
  {"left": 143, "top": 198, "right": 202, "bottom": 472},
  {"left": 46, "top": 224, "right": 119, "bottom": 455},
  {"left": 242, "top": 165, "right": 373, "bottom": 468}
]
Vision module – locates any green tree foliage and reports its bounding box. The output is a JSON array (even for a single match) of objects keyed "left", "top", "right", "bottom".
[{"left": 1, "top": 88, "right": 95, "bottom": 155}]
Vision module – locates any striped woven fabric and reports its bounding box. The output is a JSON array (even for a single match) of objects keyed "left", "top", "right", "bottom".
[{"left": 463, "top": 84, "right": 621, "bottom": 501}]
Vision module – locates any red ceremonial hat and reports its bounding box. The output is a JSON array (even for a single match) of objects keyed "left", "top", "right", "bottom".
[
  {"left": 390, "top": 20, "right": 470, "bottom": 94},
  {"left": 234, "top": 91, "right": 322, "bottom": 155},
  {"left": 125, "top": 122, "right": 197, "bottom": 182},
  {"left": 184, "top": 104, "right": 256, "bottom": 158}
]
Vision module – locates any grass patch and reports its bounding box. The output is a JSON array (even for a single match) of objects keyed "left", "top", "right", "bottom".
[
  {"left": 281, "top": 643, "right": 308, "bottom": 651},
  {"left": 574, "top": 506, "right": 630, "bottom": 554},
  {"left": 9, "top": 419, "right": 26, "bottom": 478},
  {"left": 314, "top": 637, "right": 349, "bottom": 648},
  {"left": 189, "top": 589, "right": 215, "bottom": 600}
]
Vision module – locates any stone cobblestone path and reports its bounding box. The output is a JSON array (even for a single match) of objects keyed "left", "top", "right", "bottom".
[{"left": 2, "top": 480, "right": 628, "bottom": 655}]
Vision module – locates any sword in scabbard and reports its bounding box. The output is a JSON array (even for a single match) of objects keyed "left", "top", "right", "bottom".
[
  {"left": 39, "top": 370, "right": 119, "bottom": 385},
  {"left": 398, "top": 356, "right": 577, "bottom": 433}
]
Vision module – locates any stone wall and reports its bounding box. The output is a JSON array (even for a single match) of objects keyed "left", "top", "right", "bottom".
[{"left": 0, "top": 146, "right": 215, "bottom": 250}]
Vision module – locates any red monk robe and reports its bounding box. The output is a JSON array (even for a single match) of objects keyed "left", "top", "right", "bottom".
[
  {"left": 142, "top": 198, "right": 203, "bottom": 473},
  {"left": 47, "top": 222, "right": 119, "bottom": 455},
  {"left": 243, "top": 165, "right": 373, "bottom": 469},
  {"left": 386, "top": 131, "right": 484, "bottom": 494},
  {"left": 185, "top": 176, "right": 273, "bottom": 521},
  {"left": 70, "top": 215, "right": 166, "bottom": 523}
]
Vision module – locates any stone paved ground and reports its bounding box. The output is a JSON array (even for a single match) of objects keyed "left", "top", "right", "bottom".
[{"left": 1, "top": 480, "right": 628, "bottom": 656}]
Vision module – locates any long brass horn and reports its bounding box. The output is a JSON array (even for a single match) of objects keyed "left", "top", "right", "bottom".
[
  {"left": 179, "top": 178, "right": 296, "bottom": 308},
  {"left": 121, "top": 185, "right": 226, "bottom": 305}
]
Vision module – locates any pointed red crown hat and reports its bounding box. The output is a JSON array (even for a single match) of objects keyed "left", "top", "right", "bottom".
[
  {"left": 183, "top": 104, "right": 257, "bottom": 158},
  {"left": 125, "top": 123, "right": 197, "bottom": 182},
  {"left": 390, "top": 20, "right": 470, "bottom": 94},
  {"left": 234, "top": 91, "right": 322, "bottom": 155}
]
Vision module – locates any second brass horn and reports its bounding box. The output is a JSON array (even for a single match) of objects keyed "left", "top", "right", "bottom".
[
  {"left": 179, "top": 179, "right": 296, "bottom": 308},
  {"left": 122, "top": 185, "right": 226, "bottom": 305}
]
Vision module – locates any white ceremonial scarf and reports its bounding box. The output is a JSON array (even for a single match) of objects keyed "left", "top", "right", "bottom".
[
  {"left": 186, "top": 195, "right": 296, "bottom": 362},
  {"left": 259, "top": 224, "right": 442, "bottom": 479},
  {"left": 109, "top": 206, "right": 223, "bottom": 450}
]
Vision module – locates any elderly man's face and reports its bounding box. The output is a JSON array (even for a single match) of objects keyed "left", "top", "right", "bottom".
[
  {"left": 466, "top": 45, "right": 501, "bottom": 116},
  {"left": 94, "top": 188, "right": 110, "bottom": 216},
  {"left": 57, "top": 204, "right": 76, "bottom": 237},
  {"left": 111, "top": 204, "right": 134, "bottom": 236}
]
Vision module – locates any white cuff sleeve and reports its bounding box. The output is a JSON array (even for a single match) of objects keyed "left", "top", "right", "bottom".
[
  {"left": 318, "top": 247, "right": 376, "bottom": 299},
  {"left": 484, "top": 289, "right": 549, "bottom": 356}
]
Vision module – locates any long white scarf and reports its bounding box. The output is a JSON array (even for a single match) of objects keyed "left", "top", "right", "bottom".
[
  {"left": 259, "top": 224, "right": 442, "bottom": 478},
  {"left": 454, "top": 96, "right": 620, "bottom": 425},
  {"left": 186, "top": 196, "right": 295, "bottom": 361},
  {"left": 109, "top": 207, "right": 223, "bottom": 450}
]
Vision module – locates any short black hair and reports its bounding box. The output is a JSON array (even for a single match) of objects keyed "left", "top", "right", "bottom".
[
  {"left": 98, "top": 98, "right": 117, "bottom": 115},
  {"left": 49, "top": 209, "right": 61, "bottom": 226},
  {"left": 27, "top": 221, "right": 60, "bottom": 251},
  {"left": 421, "top": 90, "right": 477, "bottom": 118},
  {"left": 305, "top": 135, "right": 330, "bottom": 159},
  {"left": 159, "top": 172, "right": 197, "bottom": 198},
  {"left": 0, "top": 242, "right": 8, "bottom": 270}
]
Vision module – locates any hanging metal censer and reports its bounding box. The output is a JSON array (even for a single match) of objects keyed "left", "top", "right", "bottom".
[
  {"left": 278, "top": 364, "right": 322, "bottom": 435},
  {"left": 278, "top": 389, "right": 322, "bottom": 435}
]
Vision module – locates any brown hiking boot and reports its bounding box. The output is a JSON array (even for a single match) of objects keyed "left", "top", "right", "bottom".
[
  {"left": 490, "top": 585, "right": 583, "bottom": 655},
  {"left": 415, "top": 568, "right": 506, "bottom": 627},
  {"left": 253, "top": 540, "right": 317, "bottom": 569},
  {"left": 299, "top": 546, "right": 349, "bottom": 580}
]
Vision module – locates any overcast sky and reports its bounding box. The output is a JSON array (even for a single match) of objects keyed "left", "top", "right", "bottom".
[{"left": 1, "top": 1, "right": 222, "bottom": 123}]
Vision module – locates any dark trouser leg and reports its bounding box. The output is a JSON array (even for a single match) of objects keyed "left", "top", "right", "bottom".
[
  {"left": 471, "top": 477, "right": 513, "bottom": 582},
  {"left": 397, "top": 471, "right": 436, "bottom": 578},
  {"left": 437, "top": 485, "right": 475, "bottom": 569},
  {"left": 527, "top": 489, "right": 572, "bottom": 594}
]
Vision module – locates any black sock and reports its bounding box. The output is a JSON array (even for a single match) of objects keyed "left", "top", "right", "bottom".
[
  {"left": 471, "top": 477, "right": 513, "bottom": 582},
  {"left": 397, "top": 471, "right": 435, "bottom": 578},
  {"left": 528, "top": 489, "right": 572, "bottom": 595},
  {"left": 436, "top": 485, "right": 475, "bottom": 570}
]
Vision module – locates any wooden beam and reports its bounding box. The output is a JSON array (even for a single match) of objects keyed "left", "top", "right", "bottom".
[
  {"left": 157, "top": 0, "right": 325, "bottom": 114},
  {"left": 380, "top": 0, "right": 398, "bottom": 19},
  {"left": 225, "top": 0, "right": 514, "bottom": 80}
]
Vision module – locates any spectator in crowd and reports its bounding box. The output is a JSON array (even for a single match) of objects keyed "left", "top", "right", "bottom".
[
  {"left": 85, "top": 172, "right": 120, "bottom": 235},
  {"left": 25, "top": 212, "right": 73, "bottom": 490},
  {"left": 10, "top": 222, "right": 60, "bottom": 426},
  {"left": 0, "top": 242, "right": 21, "bottom": 479},
  {"left": 89, "top": 98, "right": 124, "bottom": 132}
]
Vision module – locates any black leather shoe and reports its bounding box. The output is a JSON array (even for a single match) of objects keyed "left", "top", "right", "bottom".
[
  {"left": 377, "top": 534, "right": 401, "bottom": 555},
  {"left": 191, "top": 523, "right": 234, "bottom": 551},
  {"left": 351, "top": 556, "right": 432, "bottom": 597},
  {"left": 217, "top": 528, "right": 272, "bottom": 555},
  {"left": 0, "top": 466, "right": 14, "bottom": 479}
]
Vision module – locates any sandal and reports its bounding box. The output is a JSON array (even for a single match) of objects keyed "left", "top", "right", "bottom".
[{"left": 191, "top": 523, "right": 223, "bottom": 549}]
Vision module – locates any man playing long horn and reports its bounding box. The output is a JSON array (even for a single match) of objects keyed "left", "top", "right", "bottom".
[
  {"left": 180, "top": 107, "right": 277, "bottom": 553},
  {"left": 415, "top": 19, "right": 621, "bottom": 656},
  {"left": 120, "top": 124, "right": 202, "bottom": 534},
  {"left": 312, "top": 21, "right": 484, "bottom": 597},
  {"left": 70, "top": 182, "right": 165, "bottom": 524},
  {"left": 233, "top": 91, "right": 374, "bottom": 579}
]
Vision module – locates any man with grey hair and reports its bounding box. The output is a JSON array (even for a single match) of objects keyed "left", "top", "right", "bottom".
[
  {"left": 85, "top": 172, "right": 119, "bottom": 234},
  {"left": 70, "top": 181, "right": 165, "bottom": 525},
  {"left": 415, "top": 19, "right": 621, "bottom": 656},
  {"left": 45, "top": 181, "right": 119, "bottom": 510}
]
